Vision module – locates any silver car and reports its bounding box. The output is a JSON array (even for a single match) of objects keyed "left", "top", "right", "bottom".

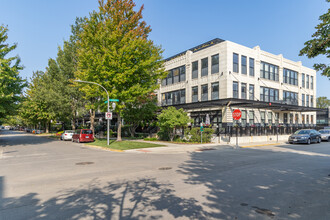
[
  {"left": 61, "top": 130, "right": 74, "bottom": 141},
  {"left": 319, "top": 129, "right": 330, "bottom": 142}
]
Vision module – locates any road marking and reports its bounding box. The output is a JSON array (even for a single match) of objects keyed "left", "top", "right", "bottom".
[
  {"left": 1, "top": 153, "right": 47, "bottom": 159},
  {"left": 240, "top": 143, "right": 284, "bottom": 148}
]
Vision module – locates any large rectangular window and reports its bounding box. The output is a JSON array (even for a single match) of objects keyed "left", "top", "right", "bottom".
[
  {"left": 211, "top": 82, "right": 219, "bottom": 100},
  {"left": 261, "top": 111, "right": 265, "bottom": 125},
  {"left": 167, "top": 70, "right": 173, "bottom": 85},
  {"left": 306, "top": 75, "right": 309, "bottom": 89},
  {"left": 162, "top": 66, "right": 186, "bottom": 86},
  {"left": 161, "top": 89, "right": 186, "bottom": 106},
  {"left": 284, "top": 113, "right": 288, "bottom": 124},
  {"left": 179, "top": 66, "right": 186, "bottom": 82},
  {"left": 306, "top": 94, "right": 310, "bottom": 107},
  {"left": 290, "top": 113, "right": 293, "bottom": 124},
  {"left": 192, "top": 86, "right": 198, "bottom": 103},
  {"left": 241, "top": 110, "right": 247, "bottom": 126},
  {"left": 283, "top": 68, "right": 298, "bottom": 86},
  {"left": 302, "top": 73, "right": 305, "bottom": 88},
  {"left": 249, "top": 58, "right": 254, "bottom": 76},
  {"left": 211, "top": 54, "right": 219, "bottom": 74},
  {"left": 311, "top": 95, "right": 314, "bottom": 107},
  {"left": 248, "top": 111, "right": 254, "bottom": 125},
  {"left": 233, "top": 53, "right": 239, "bottom": 73},
  {"left": 268, "top": 112, "right": 272, "bottom": 125},
  {"left": 241, "top": 83, "right": 247, "bottom": 99},
  {"left": 302, "top": 94, "right": 305, "bottom": 106},
  {"left": 173, "top": 68, "right": 179, "bottom": 84},
  {"left": 201, "top": 57, "right": 208, "bottom": 77},
  {"left": 233, "top": 81, "right": 238, "bottom": 98},
  {"left": 241, "top": 55, "right": 247, "bottom": 74},
  {"left": 192, "top": 61, "right": 198, "bottom": 79},
  {"left": 260, "top": 61, "right": 279, "bottom": 81},
  {"left": 201, "top": 84, "right": 208, "bottom": 101},
  {"left": 283, "top": 91, "right": 298, "bottom": 105},
  {"left": 275, "top": 113, "right": 279, "bottom": 125},
  {"left": 260, "top": 87, "right": 279, "bottom": 102},
  {"left": 311, "top": 76, "right": 313, "bottom": 89},
  {"left": 249, "top": 84, "right": 254, "bottom": 100}
]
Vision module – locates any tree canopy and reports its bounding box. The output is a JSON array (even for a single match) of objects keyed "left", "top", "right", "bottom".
[
  {"left": 0, "top": 25, "right": 26, "bottom": 122},
  {"left": 317, "top": 96, "right": 330, "bottom": 108},
  {"left": 299, "top": 0, "right": 330, "bottom": 78},
  {"left": 75, "top": 0, "right": 166, "bottom": 141}
]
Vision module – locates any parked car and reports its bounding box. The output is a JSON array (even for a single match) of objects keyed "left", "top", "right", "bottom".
[
  {"left": 288, "top": 129, "right": 321, "bottom": 145},
  {"left": 319, "top": 129, "right": 330, "bottom": 142},
  {"left": 72, "top": 129, "right": 94, "bottom": 143},
  {"left": 61, "top": 130, "right": 74, "bottom": 141}
]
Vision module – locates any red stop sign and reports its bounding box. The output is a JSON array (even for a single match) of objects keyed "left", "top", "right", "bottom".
[{"left": 232, "top": 109, "right": 242, "bottom": 120}]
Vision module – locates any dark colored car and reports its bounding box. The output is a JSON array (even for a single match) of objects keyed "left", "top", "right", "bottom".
[
  {"left": 72, "top": 129, "right": 94, "bottom": 143},
  {"left": 288, "top": 129, "right": 321, "bottom": 145}
]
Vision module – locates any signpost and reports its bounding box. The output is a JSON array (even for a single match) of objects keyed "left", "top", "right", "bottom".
[
  {"left": 200, "top": 122, "right": 204, "bottom": 144},
  {"left": 232, "top": 109, "right": 242, "bottom": 148},
  {"left": 105, "top": 112, "right": 112, "bottom": 120}
]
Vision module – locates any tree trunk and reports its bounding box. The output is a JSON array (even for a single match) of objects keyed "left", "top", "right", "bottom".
[
  {"left": 117, "top": 113, "right": 122, "bottom": 141},
  {"left": 45, "top": 121, "right": 49, "bottom": 133},
  {"left": 129, "top": 124, "right": 138, "bottom": 138},
  {"left": 90, "top": 109, "right": 95, "bottom": 135},
  {"left": 71, "top": 101, "right": 76, "bottom": 130}
]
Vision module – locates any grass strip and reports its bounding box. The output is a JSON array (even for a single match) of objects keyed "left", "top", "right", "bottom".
[{"left": 86, "top": 139, "right": 165, "bottom": 150}]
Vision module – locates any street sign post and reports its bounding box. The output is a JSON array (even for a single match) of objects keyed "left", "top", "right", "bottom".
[{"left": 232, "top": 109, "right": 242, "bottom": 148}]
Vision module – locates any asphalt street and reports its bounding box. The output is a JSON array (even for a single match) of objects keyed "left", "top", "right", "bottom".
[{"left": 1, "top": 130, "right": 330, "bottom": 220}]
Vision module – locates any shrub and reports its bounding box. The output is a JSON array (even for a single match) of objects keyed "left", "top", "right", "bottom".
[
  {"left": 157, "top": 127, "right": 170, "bottom": 141},
  {"left": 144, "top": 137, "right": 158, "bottom": 141},
  {"left": 185, "top": 127, "right": 214, "bottom": 143}
]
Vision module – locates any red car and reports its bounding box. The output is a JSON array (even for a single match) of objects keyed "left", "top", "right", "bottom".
[{"left": 72, "top": 129, "right": 94, "bottom": 143}]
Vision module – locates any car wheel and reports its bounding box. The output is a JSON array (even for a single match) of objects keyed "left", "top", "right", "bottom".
[
  {"left": 328, "top": 137, "right": 330, "bottom": 142},
  {"left": 307, "top": 139, "right": 311, "bottom": 145},
  {"left": 317, "top": 137, "right": 321, "bottom": 143}
]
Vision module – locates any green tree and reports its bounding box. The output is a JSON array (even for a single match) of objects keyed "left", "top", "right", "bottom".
[
  {"left": 122, "top": 96, "right": 159, "bottom": 137},
  {"left": 0, "top": 25, "right": 26, "bottom": 122},
  {"left": 299, "top": 0, "right": 330, "bottom": 78},
  {"left": 317, "top": 96, "right": 330, "bottom": 108},
  {"left": 157, "top": 107, "right": 192, "bottom": 142},
  {"left": 75, "top": 0, "right": 166, "bottom": 141}
]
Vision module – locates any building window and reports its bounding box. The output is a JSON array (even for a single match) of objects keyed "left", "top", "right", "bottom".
[
  {"left": 311, "top": 95, "right": 313, "bottom": 107},
  {"left": 173, "top": 68, "right": 179, "bottom": 84},
  {"left": 249, "top": 58, "right": 254, "bottom": 76},
  {"left": 248, "top": 111, "right": 254, "bottom": 125},
  {"left": 192, "top": 61, "right": 198, "bottom": 79},
  {"left": 302, "top": 94, "right": 305, "bottom": 106},
  {"left": 233, "top": 53, "right": 239, "bottom": 73},
  {"left": 241, "top": 83, "right": 247, "bottom": 99},
  {"left": 306, "top": 75, "right": 309, "bottom": 89},
  {"left": 167, "top": 70, "right": 173, "bottom": 85},
  {"left": 249, "top": 84, "right": 254, "bottom": 100},
  {"left": 260, "top": 87, "right": 279, "bottom": 102},
  {"left": 241, "top": 55, "right": 247, "bottom": 74},
  {"left": 306, "top": 115, "right": 309, "bottom": 124},
  {"left": 302, "top": 114, "right": 305, "bottom": 124},
  {"left": 201, "top": 84, "right": 208, "bottom": 101},
  {"left": 260, "top": 61, "right": 279, "bottom": 81},
  {"left": 267, "top": 112, "right": 272, "bottom": 125},
  {"left": 192, "top": 86, "right": 198, "bottom": 103},
  {"left": 311, "top": 115, "right": 314, "bottom": 124},
  {"left": 283, "top": 68, "right": 298, "bottom": 86},
  {"left": 241, "top": 110, "right": 247, "bottom": 126},
  {"left": 283, "top": 91, "right": 298, "bottom": 105},
  {"left": 201, "top": 57, "right": 208, "bottom": 77},
  {"left": 302, "top": 73, "right": 305, "bottom": 88},
  {"left": 284, "top": 113, "right": 288, "bottom": 124},
  {"left": 233, "top": 81, "right": 238, "bottom": 98},
  {"left": 290, "top": 113, "right": 293, "bottom": 124},
  {"left": 311, "top": 76, "right": 313, "bottom": 89},
  {"left": 180, "top": 66, "right": 186, "bottom": 82},
  {"left": 275, "top": 113, "right": 279, "bottom": 125},
  {"left": 306, "top": 95, "right": 309, "bottom": 107},
  {"left": 161, "top": 77, "right": 167, "bottom": 86},
  {"left": 161, "top": 93, "right": 166, "bottom": 105},
  {"left": 295, "top": 114, "right": 299, "bottom": 124},
  {"left": 161, "top": 89, "right": 186, "bottom": 106},
  {"left": 211, "top": 54, "right": 219, "bottom": 74},
  {"left": 261, "top": 111, "right": 265, "bottom": 125},
  {"left": 211, "top": 82, "right": 219, "bottom": 100}
]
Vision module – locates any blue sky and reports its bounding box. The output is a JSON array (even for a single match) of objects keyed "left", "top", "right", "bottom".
[{"left": 1, "top": 0, "right": 329, "bottom": 98}]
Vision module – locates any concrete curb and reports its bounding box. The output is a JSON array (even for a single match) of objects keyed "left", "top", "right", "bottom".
[
  {"left": 84, "top": 144, "right": 124, "bottom": 153},
  {"left": 240, "top": 143, "right": 287, "bottom": 148}
]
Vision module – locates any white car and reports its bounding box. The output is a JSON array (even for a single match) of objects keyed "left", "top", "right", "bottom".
[
  {"left": 61, "top": 130, "right": 74, "bottom": 141},
  {"left": 319, "top": 129, "right": 330, "bottom": 142}
]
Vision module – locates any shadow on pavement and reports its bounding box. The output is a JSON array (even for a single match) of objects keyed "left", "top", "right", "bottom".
[
  {"left": 0, "top": 177, "right": 207, "bottom": 219},
  {"left": 0, "top": 131, "right": 57, "bottom": 147},
  {"left": 177, "top": 147, "right": 330, "bottom": 219}
]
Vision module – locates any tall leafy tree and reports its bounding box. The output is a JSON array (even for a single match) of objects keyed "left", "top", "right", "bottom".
[
  {"left": 0, "top": 25, "right": 26, "bottom": 122},
  {"left": 75, "top": 0, "right": 166, "bottom": 141},
  {"left": 317, "top": 96, "right": 330, "bottom": 108},
  {"left": 299, "top": 0, "right": 330, "bottom": 78}
]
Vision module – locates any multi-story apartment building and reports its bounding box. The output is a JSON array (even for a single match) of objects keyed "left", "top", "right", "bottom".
[{"left": 157, "top": 38, "right": 318, "bottom": 133}]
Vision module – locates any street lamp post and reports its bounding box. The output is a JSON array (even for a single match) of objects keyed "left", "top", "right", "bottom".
[{"left": 74, "top": 80, "right": 110, "bottom": 145}]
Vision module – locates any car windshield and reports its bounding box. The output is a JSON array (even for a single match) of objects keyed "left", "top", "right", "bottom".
[
  {"left": 82, "top": 130, "right": 93, "bottom": 134},
  {"left": 65, "top": 130, "right": 74, "bottom": 133},
  {"left": 294, "top": 130, "right": 310, "bottom": 135},
  {"left": 319, "top": 130, "right": 330, "bottom": 134}
]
